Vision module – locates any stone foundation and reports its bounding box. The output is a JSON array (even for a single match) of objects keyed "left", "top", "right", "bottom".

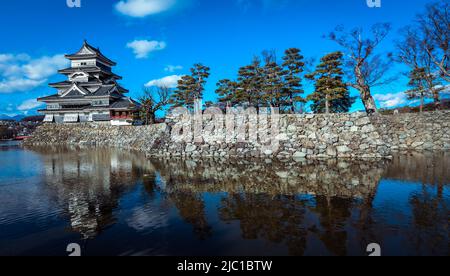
[{"left": 25, "top": 111, "right": 450, "bottom": 160}]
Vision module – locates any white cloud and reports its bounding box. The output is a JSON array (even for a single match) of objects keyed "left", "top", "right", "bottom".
[
  {"left": 0, "top": 78, "right": 46, "bottom": 93},
  {"left": 374, "top": 84, "right": 450, "bottom": 109},
  {"left": 22, "top": 55, "right": 67, "bottom": 80},
  {"left": 374, "top": 93, "right": 409, "bottom": 108},
  {"left": 437, "top": 84, "right": 450, "bottom": 94},
  {"left": 145, "top": 75, "right": 183, "bottom": 88},
  {"left": 0, "top": 53, "right": 30, "bottom": 63},
  {"left": 0, "top": 54, "right": 15, "bottom": 63},
  {"left": 17, "top": 99, "right": 45, "bottom": 111},
  {"left": 0, "top": 64, "right": 22, "bottom": 78},
  {"left": 115, "top": 0, "right": 177, "bottom": 17},
  {"left": 0, "top": 53, "right": 68, "bottom": 93},
  {"left": 126, "top": 39, "right": 167, "bottom": 59},
  {"left": 164, "top": 65, "right": 183, "bottom": 72}
]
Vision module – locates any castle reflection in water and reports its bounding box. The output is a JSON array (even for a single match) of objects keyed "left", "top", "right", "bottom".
[{"left": 31, "top": 146, "right": 449, "bottom": 256}]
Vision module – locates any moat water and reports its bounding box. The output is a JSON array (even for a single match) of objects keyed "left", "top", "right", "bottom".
[{"left": 0, "top": 141, "right": 448, "bottom": 256}]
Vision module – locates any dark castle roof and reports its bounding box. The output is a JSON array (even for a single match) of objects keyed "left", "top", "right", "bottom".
[
  {"left": 49, "top": 80, "right": 129, "bottom": 93},
  {"left": 110, "top": 98, "right": 141, "bottom": 109},
  {"left": 39, "top": 84, "right": 123, "bottom": 101},
  {"left": 38, "top": 94, "right": 63, "bottom": 101},
  {"left": 58, "top": 66, "right": 122, "bottom": 80},
  {"left": 37, "top": 97, "right": 140, "bottom": 111},
  {"left": 65, "top": 40, "right": 116, "bottom": 66},
  {"left": 49, "top": 80, "right": 102, "bottom": 87},
  {"left": 86, "top": 85, "right": 124, "bottom": 97}
]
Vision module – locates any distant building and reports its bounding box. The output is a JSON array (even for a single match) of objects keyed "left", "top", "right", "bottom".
[{"left": 38, "top": 41, "right": 140, "bottom": 126}]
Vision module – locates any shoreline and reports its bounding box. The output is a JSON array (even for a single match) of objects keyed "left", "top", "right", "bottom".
[{"left": 24, "top": 142, "right": 450, "bottom": 162}]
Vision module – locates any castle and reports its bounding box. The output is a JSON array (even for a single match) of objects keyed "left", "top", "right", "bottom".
[{"left": 38, "top": 41, "right": 140, "bottom": 126}]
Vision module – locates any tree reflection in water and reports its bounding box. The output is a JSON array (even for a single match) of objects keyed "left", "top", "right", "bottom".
[
  {"left": 386, "top": 152, "right": 449, "bottom": 255},
  {"left": 308, "top": 197, "right": 354, "bottom": 256},
  {"left": 28, "top": 146, "right": 448, "bottom": 256},
  {"left": 219, "top": 194, "right": 309, "bottom": 256},
  {"left": 167, "top": 191, "right": 212, "bottom": 240},
  {"left": 409, "top": 187, "right": 448, "bottom": 255}
]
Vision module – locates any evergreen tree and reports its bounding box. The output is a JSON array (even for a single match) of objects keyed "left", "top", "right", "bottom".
[
  {"left": 191, "top": 63, "right": 211, "bottom": 100},
  {"left": 261, "top": 50, "right": 285, "bottom": 108},
  {"left": 405, "top": 67, "right": 444, "bottom": 113},
  {"left": 170, "top": 75, "right": 196, "bottom": 110},
  {"left": 306, "top": 52, "right": 354, "bottom": 114},
  {"left": 282, "top": 48, "right": 306, "bottom": 113},
  {"left": 216, "top": 79, "right": 239, "bottom": 106},
  {"left": 170, "top": 63, "right": 210, "bottom": 110},
  {"left": 236, "top": 57, "right": 264, "bottom": 107}
]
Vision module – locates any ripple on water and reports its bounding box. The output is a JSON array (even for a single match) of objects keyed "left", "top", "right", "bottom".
[{"left": 126, "top": 204, "right": 169, "bottom": 234}]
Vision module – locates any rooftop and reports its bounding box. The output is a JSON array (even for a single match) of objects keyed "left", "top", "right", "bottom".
[
  {"left": 58, "top": 66, "right": 122, "bottom": 80},
  {"left": 65, "top": 40, "right": 117, "bottom": 66},
  {"left": 37, "top": 97, "right": 140, "bottom": 112}
]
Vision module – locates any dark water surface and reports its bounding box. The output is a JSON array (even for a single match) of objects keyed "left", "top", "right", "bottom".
[{"left": 0, "top": 141, "right": 448, "bottom": 256}]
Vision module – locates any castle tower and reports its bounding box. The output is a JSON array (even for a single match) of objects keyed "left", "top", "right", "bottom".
[{"left": 38, "top": 41, "right": 140, "bottom": 126}]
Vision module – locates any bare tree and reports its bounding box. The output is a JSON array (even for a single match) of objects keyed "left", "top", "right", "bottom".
[
  {"left": 328, "top": 23, "right": 393, "bottom": 114},
  {"left": 139, "top": 86, "right": 171, "bottom": 125},
  {"left": 419, "top": 1, "right": 450, "bottom": 82},
  {"left": 397, "top": 26, "right": 444, "bottom": 107}
]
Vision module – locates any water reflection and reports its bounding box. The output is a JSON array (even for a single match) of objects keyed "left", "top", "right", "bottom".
[
  {"left": 153, "top": 158, "right": 388, "bottom": 255},
  {"left": 32, "top": 146, "right": 150, "bottom": 239},
  {"left": 387, "top": 153, "right": 450, "bottom": 196},
  {"left": 390, "top": 153, "right": 449, "bottom": 256},
  {"left": 4, "top": 145, "right": 448, "bottom": 255},
  {"left": 156, "top": 158, "right": 387, "bottom": 198}
]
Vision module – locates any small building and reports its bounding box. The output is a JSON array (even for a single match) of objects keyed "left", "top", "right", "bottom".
[{"left": 38, "top": 41, "right": 140, "bottom": 126}]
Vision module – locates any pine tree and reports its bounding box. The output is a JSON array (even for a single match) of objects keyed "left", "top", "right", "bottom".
[
  {"left": 405, "top": 67, "right": 444, "bottom": 113},
  {"left": 306, "top": 52, "right": 354, "bottom": 114},
  {"left": 191, "top": 63, "right": 211, "bottom": 100},
  {"left": 282, "top": 48, "right": 305, "bottom": 113},
  {"left": 216, "top": 79, "right": 239, "bottom": 106},
  {"left": 261, "top": 50, "right": 285, "bottom": 108},
  {"left": 236, "top": 57, "right": 264, "bottom": 107},
  {"left": 170, "top": 75, "right": 196, "bottom": 110},
  {"left": 170, "top": 63, "right": 210, "bottom": 110}
]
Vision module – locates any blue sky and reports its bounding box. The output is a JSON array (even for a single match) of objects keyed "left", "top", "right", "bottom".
[{"left": 0, "top": 0, "right": 444, "bottom": 116}]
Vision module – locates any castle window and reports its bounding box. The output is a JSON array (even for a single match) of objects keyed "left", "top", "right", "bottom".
[
  {"left": 92, "top": 100, "right": 109, "bottom": 107},
  {"left": 47, "top": 104, "right": 60, "bottom": 110}
]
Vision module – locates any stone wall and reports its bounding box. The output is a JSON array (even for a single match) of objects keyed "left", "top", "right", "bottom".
[
  {"left": 25, "top": 111, "right": 450, "bottom": 160},
  {"left": 25, "top": 123, "right": 170, "bottom": 152},
  {"left": 371, "top": 111, "right": 450, "bottom": 152}
]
